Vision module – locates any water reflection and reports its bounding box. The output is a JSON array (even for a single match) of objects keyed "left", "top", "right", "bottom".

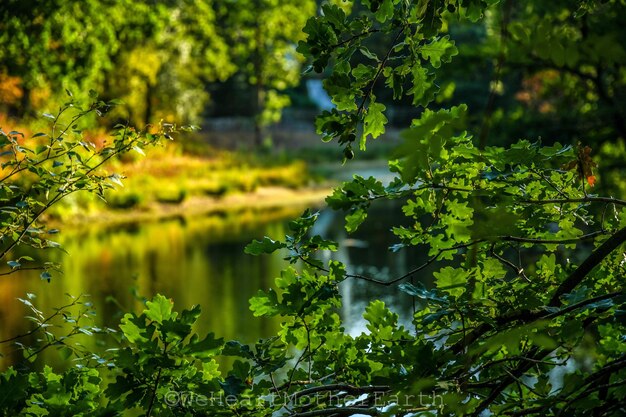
[
  {"left": 0, "top": 207, "right": 299, "bottom": 368},
  {"left": 0, "top": 200, "right": 428, "bottom": 369},
  {"left": 314, "top": 200, "right": 429, "bottom": 335}
]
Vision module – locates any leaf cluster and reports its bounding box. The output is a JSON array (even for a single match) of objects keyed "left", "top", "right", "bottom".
[{"left": 0, "top": 95, "right": 178, "bottom": 280}]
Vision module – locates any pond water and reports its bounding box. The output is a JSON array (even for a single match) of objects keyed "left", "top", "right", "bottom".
[{"left": 0, "top": 197, "right": 426, "bottom": 369}]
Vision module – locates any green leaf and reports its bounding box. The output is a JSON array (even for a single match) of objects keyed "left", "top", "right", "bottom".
[
  {"left": 321, "top": 3, "right": 346, "bottom": 29},
  {"left": 119, "top": 314, "right": 148, "bottom": 344},
  {"left": 508, "top": 22, "right": 530, "bottom": 43},
  {"left": 359, "top": 47, "right": 379, "bottom": 62},
  {"left": 185, "top": 333, "right": 223, "bottom": 357},
  {"left": 144, "top": 294, "right": 175, "bottom": 324},
  {"left": 362, "top": 101, "right": 387, "bottom": 149},
  {"left": 180, "top": 304, "right": 201, "bottom": 326},
  {"left": 434, "top": 267, "right": 470, "bottom": 297},
  {"left": 249, "top": 289, "right": 280, "bottom": 317},
  {"left": 220, "top": 375, "right": 247, "bottom": 396},
  {"left": 407, "top": 66, "right": 437, "bottom": 107},
  {"left": 230, "top": 359, "right": 251, "bottom": 380},
  {"left": 202, "top": 360, "right": 221, "bottom": 380},
  {"left": 222, "top": 341, "right": 254, "bottom": 358},
  {"left": 392, "top": 105, "right": 467, "bottom": 183},
  {"left": 244, "top": 237, "right": 286, "bottom": 255},
  {"left": 345, "top": 208, "right": 367, "bottom": 233},
  {"left": 160, "top": 319, "right": 191, "bottom": 340},
  {"left": 324, "top": 70, "right": 357, "bottom": 112},
  {"left": 420, "top": 35, "right": 458, "bottom": 68},
  {"left": 363, "top": 299, "right": 398, "bottom": 331},
  {"left": 108, "top": 174, "right": 124, "bottom": 187},
  {"left": 375, "top": 0, "right": 395, "bottom": 22}
]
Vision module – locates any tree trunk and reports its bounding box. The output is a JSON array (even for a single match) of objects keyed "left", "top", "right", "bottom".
[
  {"left": 144, "top": 79, "right": 154, "bottom": 127},
  {"left": 18, "top": 84, "right": 32, "bottom": 118},
  {"left": 253, "top": 0, "right": 265, "bottom": 147}
]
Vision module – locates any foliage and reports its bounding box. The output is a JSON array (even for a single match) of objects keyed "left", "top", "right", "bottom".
[
  {"left": 0, "top": 0, "right": 315, "bottom": 131},
  {"left": 0, "top": 94, "right": 177, "bottom": 280},
  {"left": 106, "top": 0, "right": 234, "bottom": 126},
  {"left": 216, "top": 0, "right": 316, "bottom": 144},
  {"left": 0, "top": 0, "right": 233, "bottom": 126},
  {"left": 487, "top": 0, "right": 626, "bottom": 146},
  {"left": 300, "top": 0, "right": 468, "bottom": 159},
  {"left": 0, "top": 0, "right": 120, "bottom": 114},
  {"left": 0, "top": 294, "right": 114, "bottom": 416},
  {"left": 422, "top": 0, "right": 626, "bottom": 171},
  {"left": 244, "top": 0, "right": 626, "bottom": 415},
  {"left": 2, "top": 1, "right": 626, "bottom": 417},
  {"left": 245, "top": 136, "right": 626, "bottom": 416}
]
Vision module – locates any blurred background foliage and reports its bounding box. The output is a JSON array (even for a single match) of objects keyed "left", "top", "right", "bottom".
[
  {"left": 0, "top": 0, "right": 624, "bottom": 185},
  {"left": 0, "top": 0, "right": 315, "bottom": 133},
  {"left": 0, "top": 0, "right": 623, "bottom": 232}
]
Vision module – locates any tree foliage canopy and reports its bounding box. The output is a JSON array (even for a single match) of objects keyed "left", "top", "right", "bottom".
[
  {"left": 1, "top": 1, "right": 626, "bottom": 416},
  {"left": 0, "top": 0, "right": 306, "bottom": 127}
]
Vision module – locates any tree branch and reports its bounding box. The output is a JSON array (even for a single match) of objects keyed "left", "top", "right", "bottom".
[
  {"left": 0, "top": 297, "right": 82, "bottom": 344},
  {"left": 549, "top": 226, "right": 626, "bottom": 305},
  {"left": 498, "top": 230, "right": 606, "bottom": 245},
  {"left": 291, "top": 384, "right": 389, "bottom": 403},
  {"left": 356, "top": 28, "right": 405, "bottom": 117},
  {"left": 290, "top": 407, "right": 380, "bottom": 417},
  {"left": 523, "top": 196, "right": 626, "bottom": 207},
  {"left": 451, "top": 290, "right": 622, "bottom": 356},
  {"left": 331, "top": 29, "right": 380, "bottom": 49}
]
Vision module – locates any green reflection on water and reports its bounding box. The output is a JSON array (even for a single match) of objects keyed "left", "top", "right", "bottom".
[{"left": 0, "top": 207, "right": 301, "bottom": 369}]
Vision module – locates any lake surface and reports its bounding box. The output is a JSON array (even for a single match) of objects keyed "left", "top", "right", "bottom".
[{"left": 0, "top": 197, "right": 424, "bottom": 369}]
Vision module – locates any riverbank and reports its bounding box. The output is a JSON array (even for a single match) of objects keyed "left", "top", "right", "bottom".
[
  {"left": 47, "top": 156, "right": 397, "bottom": 229},
  {"left": 54, "top": 185, "right": 332, "bottom": 228},
  {"left": 41, "top": 140, "right": 336, "bottom": 226}
]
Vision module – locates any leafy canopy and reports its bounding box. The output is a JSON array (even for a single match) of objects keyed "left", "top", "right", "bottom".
[{"left": 2, "top": 1, "right": 626, "bottom": 417}]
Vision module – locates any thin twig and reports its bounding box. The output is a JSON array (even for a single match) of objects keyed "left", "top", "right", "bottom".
[
  {"left": 146, "top": 341, "right": 169, "bottom": 417},
  {"left": 498, "top": 230, "right": 606, "bottom": 245},
  {"left": 300, "top": 240, "right": 483, "bottom": 286},
  {"left": 549, "top": 226, "right": 626, "bottom": 305},
  {"left": 356, "top": 28, "right": 405, "bottom": 118},
  {"left": 331, "top": 29, "right": 380, "bottom": 49},
  {"left": 0, "top": 124, "right": 137, "bottom": 261},
  {"left": 290, "top": 384, "right": 390, "bottom": 403},
  {"left": 0, "top": 266, "right": 48, "bottom": 276},
  {"left": 289, "top": 406, "right": 380, "bottom": 417},
  {"left": 0, "top": 297, "right": 82, "bottom": 344},
  {"left": 522, "top": 196, "right": 626, "bottom": 207},
  {"left": 489, "top": 243, "right": 530, "bottom": 282}
]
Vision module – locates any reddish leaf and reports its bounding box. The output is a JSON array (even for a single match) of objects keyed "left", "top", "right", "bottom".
[{"left": 587, "top": 175, "right": 596, "bottom": 187}]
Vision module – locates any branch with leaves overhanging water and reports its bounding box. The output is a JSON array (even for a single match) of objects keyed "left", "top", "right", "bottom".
[
  {"left": 2, "top": 294, "right": 113, "bottom": 366},
  {"left": 295, "top": 226, "right": 612, "bottom": 287},
  {"left": 0, "top": 98, "right": 179, "bottom": 278},
  {"left": 0, "top": 295, "right": 83, "bottom": 345}
]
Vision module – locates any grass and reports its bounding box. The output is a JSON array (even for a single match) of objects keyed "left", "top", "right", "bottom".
[
  {"left": 2, "top": 111, "right": 399, "bottom": 227},
  {"left": 48, "top": 140, "right": 321, "bottom": 224}
]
